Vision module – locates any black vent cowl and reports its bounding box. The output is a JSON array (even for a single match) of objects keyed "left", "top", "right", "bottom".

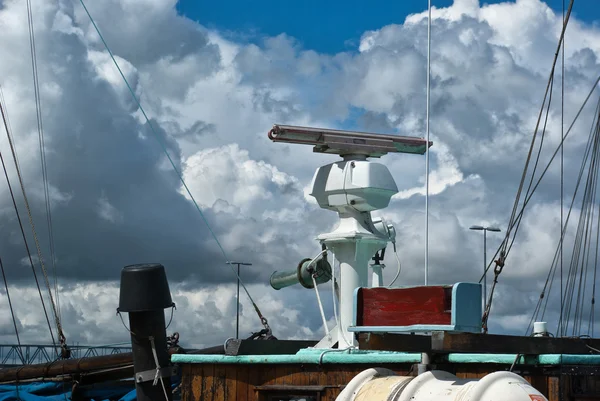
[{"left": 118, "top": 263, "right": 174, "bottom": 312}]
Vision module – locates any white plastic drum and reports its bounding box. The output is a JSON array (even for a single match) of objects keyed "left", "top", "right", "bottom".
[{"left": 336, "top": 369, "right": 548, "bottom": 401}]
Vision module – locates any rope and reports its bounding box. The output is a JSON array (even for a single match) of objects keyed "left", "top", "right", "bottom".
[
  {"left": 0, "top": 95, "right": 58, "bottom": 351},
  {"left": 0, "top": 254, "right": 25, "bottom": 364},
  {"left": 559, "top": 0, "right": 566, "bottom": 339},
  {"left": 330, "top": 252, "right": 340, "bottom": 332},
  {"left": 303, "top": 249, "right": 330, "bottom": 338},
  {"left": 479, "top": 72, "right": 600, "bottom": 287},
  {"left": 526, "top": 96, "right": 600, "bottom": 336},
  {"left": 479, "top": 2, "right": 579, "bottom": 287},
  {"left": 312, "top": 274, "right": 330, "bottom": 339},
  {"left": 3, "top": 102, "right": 65, "bottom": 351},
  {"left": 387, "top": 242, "right": 402, "bottom": 287},
  {"left": 149, "top": 336, "right": 170, "bottom": 401},
  {"left": 560, "top": 104, "right": 600, "bottom": 336},
  {"left": 117, "top": 305, "right": 177, "bottom": 340},
  {"left": 589, "top": 216, "right": 598, "bottom": 336},
  {"left": 26, "top": 0, "right": 60, "bottom": 323},
  {"left": 77, "top": 0, "right": 271, "bottom": 333}
]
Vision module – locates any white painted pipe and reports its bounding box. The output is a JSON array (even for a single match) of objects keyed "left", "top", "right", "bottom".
[
  {"left": 336, "top": 369, "right": 548, "bottom": 401},
  {"left": 371, "top": 264, "right": 384, "bottom": 287}
]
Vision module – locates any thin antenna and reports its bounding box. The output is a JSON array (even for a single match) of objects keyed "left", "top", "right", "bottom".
[
  {"left": 425, "top": 0, "right": 432, "bottom": 285},
  {"left": 559, "top": 0, "right": 565, "bottom": 337}
]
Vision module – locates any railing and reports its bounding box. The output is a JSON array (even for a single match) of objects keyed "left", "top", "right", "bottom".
[{"left": 0, "top": 344, "right": 132, "bottom": 366}]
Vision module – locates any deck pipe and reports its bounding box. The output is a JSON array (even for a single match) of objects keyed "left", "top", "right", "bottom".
[
  {"left": 118, "top": 263, "right": 175, "bottom": 401},
  {"left": 270, "top": 257, "right": 332, "bottom": 290}
]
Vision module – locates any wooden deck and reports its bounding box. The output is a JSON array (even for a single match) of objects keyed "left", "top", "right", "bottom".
[{"left": 179, "top": 362, "right": 599, "bottom": 401}]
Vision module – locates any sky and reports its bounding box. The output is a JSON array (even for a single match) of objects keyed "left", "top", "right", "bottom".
[
  {"left": 0, "top": 0, "right": 599, "bottom": 349},
  {"left": 177, "top": 0, "right": 600, "bottom": 53}
]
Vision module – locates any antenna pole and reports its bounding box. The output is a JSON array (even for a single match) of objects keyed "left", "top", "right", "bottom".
[{"left": 425, "top": 0, "right": 432, "bottom": 285}]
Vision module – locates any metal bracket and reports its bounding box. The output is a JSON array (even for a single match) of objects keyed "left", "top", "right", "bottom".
[{"left": 135, "top": 366, "right": 177, "bottom": 383}]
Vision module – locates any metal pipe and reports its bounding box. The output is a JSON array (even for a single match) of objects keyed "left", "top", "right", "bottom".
[
  {"left": 469, "top": 226, "right": 501, "bottom": 310},
  {"left": 227, "top": 261, "right": 252, "bottom": 340},
  {"left": 425, "top": 0, "right": 432, "bottom": 286},
  {"left": 270, "top": 257, "right": 332, "bottom": 290},
  {"left": 118, "top": 264, "right": 175, "bottom": 401}
]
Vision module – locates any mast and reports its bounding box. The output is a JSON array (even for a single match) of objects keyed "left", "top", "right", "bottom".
[{"left": 425, "top": 0, "right": 432, "bottom": 285}]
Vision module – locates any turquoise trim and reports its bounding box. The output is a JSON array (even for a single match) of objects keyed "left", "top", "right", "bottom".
[
  {"left": 171, "top": 349, "right": 600, "bottom": 366},
  {"left": 442, "top": 354, "right": 600, "bottom": 365},
  {"left": 171, "top": 348, "right": 421, "bottom": 365}
]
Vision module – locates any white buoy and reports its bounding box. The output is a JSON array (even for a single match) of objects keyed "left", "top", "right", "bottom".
[{"left": 336, "top": 369, "right": 548, "bottom": 401}]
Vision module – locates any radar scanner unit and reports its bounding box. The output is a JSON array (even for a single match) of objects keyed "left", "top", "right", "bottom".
[{"left": 267, "top": 124, "right": 430, "bottom": 348}]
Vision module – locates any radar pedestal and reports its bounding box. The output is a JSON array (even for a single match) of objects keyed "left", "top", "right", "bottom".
[
  {"left": 268, "top": 125, "right": 431, "bottom": 348},
  {"left": 310, "top": 155, "right": 399, "bottom": 347}
]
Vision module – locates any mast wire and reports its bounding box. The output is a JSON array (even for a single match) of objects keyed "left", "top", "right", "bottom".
[
  {"left": 559, "top": 0, "right": 566, "bottom": 339},
  {"left": 0, "top": 253, "right": 25, "bottom": 364},
  {"left": 26, "top": 0, "right": 60, "bottom": 322},
  {"left": 480, "top": 0, "right": 577, "bottom": 329},
  {"left": 0, "top": 96, "right": 58, "bottom": 350},
  {"left": 77, "top": 0, "right": 272, "bottom": 332}
]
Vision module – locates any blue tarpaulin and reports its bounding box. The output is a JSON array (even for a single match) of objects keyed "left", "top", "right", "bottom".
[{"left": 0, "top": 375, "right": 180, "bottom": 401}]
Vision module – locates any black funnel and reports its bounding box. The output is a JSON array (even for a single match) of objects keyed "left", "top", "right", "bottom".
[{"left": 118, "top": 263, "right": 173, "bottom": 312}]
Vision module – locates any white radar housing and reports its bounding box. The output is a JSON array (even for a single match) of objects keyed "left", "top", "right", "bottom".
[{"left": 310, "top": 160, "right": 398, "bottom": 213}]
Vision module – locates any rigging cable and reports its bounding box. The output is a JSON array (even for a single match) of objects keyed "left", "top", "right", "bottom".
[
  {"left": 499, "top": 0, "right": 574, "bottom": 264},
  {"left": 0, "top": 253, "right": 24, "bottom": 364},
  {"left": 526, "top": 107, "right": 596, "bottom": 334},
  {"left": 559, "top": 0, "right": 566, "bottom": 338},
  {"left": 525, "top": 96, "right": 600, "bottom": 336},
  {"left": 481, "top": 71, "right": 598, "bottom": 333},
  {"left": 77, "top": 0, "right": 272, "bottom": 333},
  {"left": 0, "top": 97, "right": 58, "bottom": 351},
  {"left": 571, "top": 132, "right": 598, "bottom": 335},
  {"left": 26, "top": 0, "right": 61, "bottom": 324},
  {"left": 555, "top": 97, "right": 600, "bottom": 336},
  {"left": 481, "top": 56, "right": 556, "bottom": 332},
  {"left": 480, "top": 2, "right": 575, "bottom": 318},
  {"left": 589, "top": 176, "right": 599, "bottom": 337},
  {"left": 480, "top": 71, "right": 600, "bottom": 291}
]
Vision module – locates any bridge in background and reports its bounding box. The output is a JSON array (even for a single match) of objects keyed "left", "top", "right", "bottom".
[{"left": 0, "top": 344, "right": 132, "bottom": 367}]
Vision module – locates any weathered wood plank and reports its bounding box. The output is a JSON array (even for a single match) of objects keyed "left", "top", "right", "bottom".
[
  {"left": 294, "top": 366, "right": 309, "bottom": 386},
  {"left": 318, "top": 368, "right": 329, "bottom": 401},
  {"left": 307, "top": 369, "right": 320, "bottom": 386},
  {"left": 432, "top": 331, "right": 600, "bottom": 355},
  {"left": 225, "top": 366, "right": 237, "bottom": 401},
  {"left": 213, "top": 365, "right": 227, "bottom": 401},
  {"left": 201, "top": 364, "right": 214, "bottom": 401},
  {"left": 236, "top": 366, "right": 249, "bottom": 401},
  {"left": 189, "top": 365, "right": 202, "bottom": 401},
  {"left": 248, "top": 365, "right": 259, "bottom": 401},
  {"left": 547, "top": 376, "right": 560, "bottom": 401},
  {"left": 529, "top": 375, "right": 548, "bottom": 398}
]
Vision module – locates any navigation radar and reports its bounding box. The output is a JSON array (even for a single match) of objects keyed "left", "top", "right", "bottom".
[{"left": 268, "top": 124, "right": 431, "bottom": 158}]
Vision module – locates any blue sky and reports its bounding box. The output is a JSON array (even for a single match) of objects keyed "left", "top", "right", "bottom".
[{"left": 178, "top": 0, "right": 600, "bottom": 54}]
